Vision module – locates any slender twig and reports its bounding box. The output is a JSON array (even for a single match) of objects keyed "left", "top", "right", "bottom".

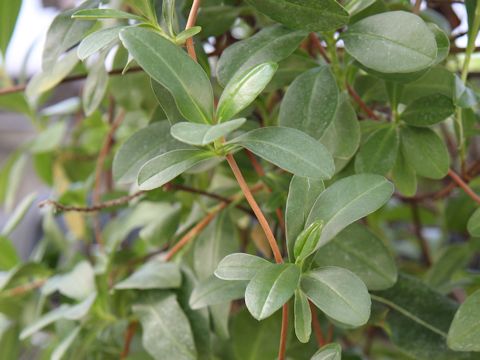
[
  {"left": 0, "top": 67, "right": 143, "bottom": 97},
  {"left": 185, "top": 0, "right": 202, "bottom": 61},
  {"left": 165, "top": 202, "right": 228, "bottom": 261},
  {"left": 346, "top": 84, "right": 380, "bottom": 121},
  {"left": 413, "top": 0, "right": 422, "bottom": 14},
  {"left": 310, "top": 301, "right": 326, "bottom": 346},
  {"left": 92, "top": 110, "right": 126, "bottom": 248},
  {"left": 2, "top": 278, "right": 46, "bottom": 296},
  {"left": 120, "top": 321, "right": 138, "bottom": 359},
  {"left": 309, "top": 33, "right": 330, "bottom": 63},
  {"left": 410, "top": 203, "right": 432, "bottom": 266},
  {"left": 226, "top": 154, "right": 284, "bottom": 264},
  {"left": 447, "top": 169, "right": 480, "bottom": 204},
  {"left": 39, "top": 191, "right": 146, "bottom": 213},
  {"left": 165, "top": 183, "right": 253, "bottom": 215},
  {"left": 278, "top": 305, "right": 289, "bottom": 360}
]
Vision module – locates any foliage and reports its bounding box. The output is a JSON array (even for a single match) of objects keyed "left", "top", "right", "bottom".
[{"left": 0, "top": 0, "right": 480, "bottom": 359}]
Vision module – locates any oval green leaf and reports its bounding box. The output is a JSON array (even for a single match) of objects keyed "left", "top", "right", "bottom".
[
  {"left": 342, "top": 11, "right": 437, "bottom": 73},
  {"left": 401, "top": 94, "right": 455, "bottom": 127},
  {"left": 447, "top": 289, "right": 480, "bottom": 351},
  {"left": 215, "top": 253, "right": 271, "bottom": 281},
  {"left": 189, "top": 276, "right": 248, "bottom": 309},
  {"left": 245, "top": 263, "right": 300, "bottom": 320},
  {"left": 301, "top": 267, "right": 371, "bottom": 327},
  {"left": 229, "top": 127, "right": 335, "bottom": 180},
  {"left": 294, "top": 289, "right": 312, "bottom": 343}
]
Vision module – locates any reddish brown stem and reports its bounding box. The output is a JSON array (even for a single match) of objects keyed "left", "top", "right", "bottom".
[
  {"left": 226, "top": 154, "right": 284, "bottom": 264},
  {"left": 448, "top": 168, "right": 480, "bottom": 204},
  {"left": 185, "top": 0, "right": 201, "bottom": 61},
  {"left": 278, "top": 304, "right": 289, "bottom": 360},
  {"left": 120, "top": 321, "right": 138, "bottom": 359},
  {"left": 2, "top": 279, "right": 46, "bottom": 296},
  {"left": 310, "top": 301, "right": 326, "bottom": 346},
  {"left": 347, "top": 84, "right": 380, "bottom": 121},
  {"left": 309, "top": 33, "right": 330, "bottom": 63},
  {"left": 165, "top": 202, "right": 228, "bottom": 261}
]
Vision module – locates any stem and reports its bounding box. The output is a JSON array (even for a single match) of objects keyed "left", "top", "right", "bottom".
[
  {"left": 346, "top": 84, "right": 380, "bottom": 121},
  {"left": 185, "top": 0, "right": 202, "bottom": 62},
  {"left": 309, "top": 301, "right": 326, "bottom": 346},
  {"left": 413, "top": 0, "right": 422, "bottom": 14},
  {"left": 456, "top": 2, "right": 480, "bottom": 168},
  {"left": 120, "top": 321, "right": 138, "bottom": 359},
  {"left": 226, "top": 153, "right": 284, "bottom": 264},
  {"left": 39, "top": 191, "right": 146, "bottom": 213},
  {"left": 278, "top": 304, "right": 289, "bottom": 360},
  {"left": 2, "top": 278, "right": 46, "bottom": 296},
  {"left": 410, "top": 202, "right": 432, "bottom": 266},
  {"left": 447, "top": 168, "right": 480, "bottom": 204}
]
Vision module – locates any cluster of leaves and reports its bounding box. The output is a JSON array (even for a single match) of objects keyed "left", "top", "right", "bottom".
[{"left": 1, "top": 0, "right": 480, "bottom": 359}]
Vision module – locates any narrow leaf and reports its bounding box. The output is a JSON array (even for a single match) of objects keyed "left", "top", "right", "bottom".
[
  {"left": 217, "top": 62, "right": 278, "bottom": 123},
  {"left": 72, "top": 8, "right": 144, "bottom": 21},
  {"left": 78, "top": 26, "right": 124, "bottom": 60},
  {"left": 120, "top": 27, "right": 214, "bottom": 123},
  {"left": 115, "top": 261, "right": 181, "bottom": 290},
  {"left": 294, "top": 289, "right": 311, "bottom": 343},
  {"left": 137, "top": 149, "right": 215, "bottom": 190}
]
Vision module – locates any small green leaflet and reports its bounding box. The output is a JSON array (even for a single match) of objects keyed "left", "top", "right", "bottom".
[
  {"left": 215, "top": 253, "right": 271, "bottom": 281},
  {"left": 190, "top": 275, "right": 248, "bottom": 309},
  {"left": 447, "top": 289, "right": 480, "bottom": 351},
  {"left": 294, "top": 289, "right": 311, "bottom": 343},
  {"left": 311, "top": 343, "right": 342, "bottom": 360},
  {"left": 170, "top": 118, "right": 246, "bottom": 146},
  {"left": 78, "top": 26, "right": 124, "bottom": 60},
  {"left": 401, "top": 94, "right": 455, "bottom": 127},
  {"left": 217, "top": 62, "right": 278, "bottom": 123},
  {"left": 72, "top": 8, "right": 145, "bottom": 21}
]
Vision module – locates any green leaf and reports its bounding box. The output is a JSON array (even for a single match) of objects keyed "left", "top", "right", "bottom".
[
  {"left": 467, "top": 207, "right": 480, "bottom": 236},
  {"left": 217, "top": 62, "right": 278, "bottom": 123},
  {"left": 133, "top": 293, "right": 197, "bottom": 360},
  {"left": 294, "top": 289, "right": 312, "bottom": 343},
  {"left": 193, "top": 211, "right": 238, "bottom": 281},
  {"left": 0, "top": 236, "right": 20, "bottom": 271},
  {"left": 175, "top": 26, "right": 202, "bottom": 45},
  {"left": 372, "top": 274, "right": 474, "bottom": 360},
  {"left": 279, "top": 66, "right": 339, "bottom": 139},
  {"left": 120, "top": 27, "right": 214, "bottom": 123},
  {"left": 171, "top": 118, "right": 246, "bottom": 146},
  {"left": 20, "top": 306, "right": 69, "bottom": 340},
  {"left": 27, "top": 50, "right": 79, "bottom": 101},
  {"left": 342, "top": 11, "right": 437, "bottom": 73},
  {"left": 42, "top": 0, "right": 99, "bottom": 70},
  {"left": 29, "top": 122, "right": 67, "bottom": 154},
  {"left": 115, "top": 261, "right": 181, "bottom": 290},
  {"left": 428, "top": 23, "right": 450, "bottom": 65},
  {"left": 229, "top": 127, "right": 335, "bottom": 179},
  {"left": 245, "top": 0, "right": 349, "bottom": 32},
  {"left": 51, "top": 326, "right": 81, "bottom": 360},
  {"left": 320, "top": 93, "right": 360, "bottom": 172},
  {"left": 137, "top": 149, "right": 215, "bottom": 190},
  {"left": 455, "top": 75, "right": 478, "bottom": 109},
  {"left": 294, "top": 221, "right": 323, "bottom": 263},
  {"left": 401, "top": 94, "right": 455, "bottom": 127},
  {"left": 189, "top": 276, "right": 248, "bottom": 309},
  {"left": 72, "top": 8, "right": 144, "bottom": 21},
  {"left": 392, "top": 149, "right": 417, "bottom": 197},
  {"left": 232, "top": 309, "right": 281, "bottom": 360},
  {"left": 301, "top": 267, "right": 371, "bottom": 327},
  {"left": 448, "top": 289, "right": 480, "bottom": 351},
  {"left": 78, "top": 26, "right": 124, "bottom": 60},
  {"left": 286, "top": 175, "right": 325, "bottom": 260},
  {"left": 43, "top": 261, "right": 95, "bottom": 301},
  {"left": 306, "top": 174, "right": 394, "bottom": 248},
  {"left": 401, "top": 67, "right": 454, "bottom": 104},
  {"left": 315, "top": 223, "right": 397, "bottom": 290},
  {"left": 1, "top": 192, "right": 36, "bottom": 237},
  {"left": 400, "top": 126, "right": 449, "bottom": 179},
  {"left": 151, "top": 80, "right": 184, "bottom": 124},
  {"left": 425, "top": 244, "right": 472, "bottom": 291},
  {"left": 355, "top": 125, "right": 399, "bottom": 175},
  {"left": 0, "top": 0, "right": 21, "bottom": 56},
  {"left": 215, "top": 253, "right": 271, "bottom": 281},
  {"left": 196, "top": 6, "right": 240, "bottom": 38},
  {"left": 217, "top": 25, "right": 307, "bottom": 86},
  {"left": 311, "top": 343, "right": 342, "bottom": 360},
  {"left": 83, "top": 58, "right": 108, "bottom": 116},
  {"left": 113, "top": 121, "right": 184, "bottom": 184},
  {"left": 245, "top": 263, "right": 300, "bottom": 320}
]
